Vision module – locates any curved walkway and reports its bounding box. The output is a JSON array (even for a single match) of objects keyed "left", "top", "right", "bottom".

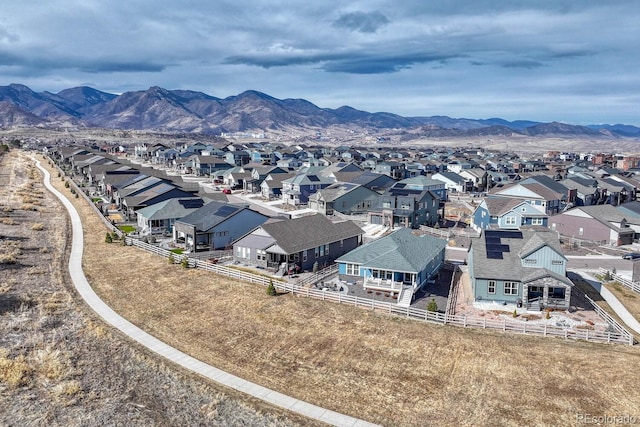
[
  {"left": 571, "top": 269, "right": 640, "bottom": 335},
  {"left": 34, "top": 158, "right": 379, "bottom": 427}
]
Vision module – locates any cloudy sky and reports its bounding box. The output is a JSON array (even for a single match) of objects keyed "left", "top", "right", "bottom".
[{"left": 1, "top": 1, "right": 639, "bottom": 125}]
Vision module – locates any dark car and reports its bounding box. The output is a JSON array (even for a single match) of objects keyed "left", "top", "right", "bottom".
[{"left": 622, "top": 252, "right": 640, "bottom": 260}]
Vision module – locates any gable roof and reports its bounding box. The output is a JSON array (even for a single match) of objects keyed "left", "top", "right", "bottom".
[
  {"left": 177, "top": 201, "right": 255, "bottom": 232},
  {"left": 261, "top": 214, "right": 363, "bottom": 254},
  {"left": 470, "top": 229, "right": 566, "bottom": 281},
  {"left": 136, "top": 198, "right": 208, "bottom": 221},
  {"left": 336, "top": 228, "right": 446, "bottom": 273}
]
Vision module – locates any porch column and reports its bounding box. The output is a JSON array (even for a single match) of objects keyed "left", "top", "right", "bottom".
[
  {"left": 542, "top": 285, "right": 549, "bottom": 306},
  {"left": 522, "top": 285, "right": 528, "bottom": 303}
]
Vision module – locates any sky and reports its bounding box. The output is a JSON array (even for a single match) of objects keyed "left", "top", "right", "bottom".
[{"left": 1, "top": 1, "right": 639, "bottom": 125}]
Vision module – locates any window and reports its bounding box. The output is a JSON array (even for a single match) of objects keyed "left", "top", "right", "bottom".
[
  {"left": 256, "top": 249, "right": 266, "bottom": 261},
  {"left": 524, "top": 259, "right": 537, "bottom": 264},
  {"left": 303, "top": 250, "right": 307, "bottom": 262},
  {"left": 345, "top": 264, "right": 359, "bottom": 275},
  {"left": 382, "top": 201, "right": 391, "bottom": 208},
  {"left": 504, "top": 282, "right": 518, "bottom": 295},
  {"left": 488, "top": 280, "right": 496, "bottom": 294},
  {"left": 325, "top": 244, "right": 329, "bottom": 255},
  {"left": 578, "top": 227, "right": 584, "bottom": 236},
  {"left": 552, "top": 260, "right": 563, "bottom": 265},
  {"left": 505, "top": 216, "right": 517, "bottom": 226},
  {"left": 340, "top": 239, "right": 344, "bottom": 248},
  {"left": 531, "top": 218, "right": 544, "bottom": 225}
]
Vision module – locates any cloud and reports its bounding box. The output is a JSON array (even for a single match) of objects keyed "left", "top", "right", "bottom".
[
  {"left": 501, "top": 60, "right": 544, "bottom": 69},
  {"left": 79, "top": 61, "right": 167, "bottom": 73},
  {"left": 333, "top": 11, "right": 390, "bottom": 33}
]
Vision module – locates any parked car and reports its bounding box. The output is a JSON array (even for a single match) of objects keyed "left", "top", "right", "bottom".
[
  {"left": 222, "top": 188, "right": 232, "bottom": 194},
  {"left": 622, "top": 252, "right": 640, "bottom": 260}
]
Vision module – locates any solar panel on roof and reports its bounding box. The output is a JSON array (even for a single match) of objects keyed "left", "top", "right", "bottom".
[
  {"left": 179, "top": 199, "right": 204, "bottom": 209},
  {"left": 214, "top": 205, "right": 239, "bottom": 217},
  {"left": 308, "top": 175, "right": 320, "bottom": 182},
  {"left": 486, "top": 251, "right": 504, "bottom": 259}
]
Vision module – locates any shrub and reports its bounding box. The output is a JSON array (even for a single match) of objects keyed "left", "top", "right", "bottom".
[
  {"left": 266, "top": 280, "right": 277, "bottom": 296},
  {"left": 512, "top": 309, "right": 518, "bottom": 318},
  {"left": 64, "top": 181, "right": 69, "bottom": 188},
  {"left": 181, "top": 257, "right": 189, "bottom": 268},
  {"left": 168, "top": 253, "right": 175, "bottom": 264},
  {"left": 312, "top": 261, "right": 319, "bottom": 273},
  {"left": 427, "top": 298, "right": 438, "bottom": 312},
  {"left": 105, "top": 232, "right": 112, "bottom": 243}
]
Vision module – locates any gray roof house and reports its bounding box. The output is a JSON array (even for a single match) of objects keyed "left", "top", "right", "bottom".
[
  {"left": 336, "top": 228, "right": 446, "bottom": 307},
  {"left": 307, "top": 182, "right": 380, "bottom": 216},
  {"left": 468, "top": 229, "right": 572, "bottom": 310},
  {"left": 135, "top": 197, "right": 209, "bottom": 236},
  {"left": 174, "top": 201, "right": 270, "bottom": 252},
  {"left": 232, "top": 214, "right": 363, "bottom": 273}
]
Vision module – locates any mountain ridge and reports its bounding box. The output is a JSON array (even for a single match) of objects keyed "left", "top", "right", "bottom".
[{"left": 0, "top": 83, "right": 638, "bottom": 138}]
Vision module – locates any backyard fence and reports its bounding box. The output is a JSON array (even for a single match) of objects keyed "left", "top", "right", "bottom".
[
  {"left": 598, "top": 267, "right": 640, "bottom": 294},
  {"left": 124, "top": 237, "right": 633, "bottom": 345},
  {"left": 50, "top": 157, "right": 633, "bottom": 346}
]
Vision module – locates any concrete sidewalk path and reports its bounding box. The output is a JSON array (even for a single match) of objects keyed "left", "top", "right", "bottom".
[
  {"left": 35, "top": 158, "right": 379, "bottom": 427},
  {"left": 571, "top": 269, "right": 640, "bottom": 335}
]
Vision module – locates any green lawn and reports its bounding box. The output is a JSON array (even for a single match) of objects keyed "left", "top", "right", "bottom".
[
  {"left": 117, "top": 225, "right": 136, "bottom": 233},
  {"left": 170, "top": 248, "right": 184, "bottom": 254}
]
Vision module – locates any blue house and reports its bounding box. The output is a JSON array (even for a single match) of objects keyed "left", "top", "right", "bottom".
[
  {"left": 336, "top": 228, "right": 446, "bottom": 307},
  {"left": 471, "top": 196, "right": 548, "bottom": 232},
  {"left": 468, "top": 229, "right": 572, "bottom": 310}
]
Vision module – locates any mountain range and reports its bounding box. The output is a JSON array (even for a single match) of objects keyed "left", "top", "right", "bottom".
[{"left": 0, "top": 83, "right": 638, "bottom": 138}]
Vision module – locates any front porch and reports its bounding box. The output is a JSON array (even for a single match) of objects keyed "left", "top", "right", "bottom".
[{"left": 523, "top": 281, "right": 571, "bottom": 311}]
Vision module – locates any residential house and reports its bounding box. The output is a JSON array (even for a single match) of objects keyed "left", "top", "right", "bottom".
[
  {"left": 122, "top": 182, "right": 196, "bottom": 220},
  {"left": 136, "top": 197, "right": 208, "bottom": 236},
  {"left": 232, "top": 214, "right": 363, "bottom": 272},
  {"left": 549, "top": 205, "right": 635, "bottom": 245},
  {"left": 459, "top": 168, "right": 489, "bottom": 193},
  {"left": 489, "top": 180, "right": 570, "bottom": 215},
  {"left": 335, "top": 228, "right": 446, "bottom": 307},
  {"left": 174, "top": 201, "right": 269, "bottom": 252},
  {"left": 468, "top": 229, "right": 572, "bottom": 310},
  {"left": 368, "top": 182, "right": 441, "bottom": 228},
  {"left": 374, "top": 161, "right": 407, "bottom": 180},
  {"left": 471, "top": 197, "right": 548, "bottom": 232},
  {"left": 308, "top": 183, "right": 379, "bottom": 215},
  {"left": 281, "top": 173, "right": 334, "bottom": 206},
  {"left": 260, "top": 172, "right": 296, "bottom": 200},
  {"left": 432, "top": 171, "right": 472, "bottom": 193}
]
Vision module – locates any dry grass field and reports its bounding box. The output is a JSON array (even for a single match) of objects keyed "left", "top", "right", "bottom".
[
  {"left": 34, "top": 153, "right": 640, "bottom": 426},
  {"left": 605, "top": 281, "right": 640, "bottom": 322},
  {"left": 0, "top": 151, "right": 308, "bottom": 427}
]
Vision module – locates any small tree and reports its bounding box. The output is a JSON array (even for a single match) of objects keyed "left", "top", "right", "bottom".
[
  {"left": 105, "top": 232, "right": 112, "bottom": 243},
  {"left": 427, "top": 298, "right": 438, "bottom": 312},
  {"left": 266, "top": 279, "right": 277, "bottom": 296},
  {"left": 64, "top": 181, "right": 70, "bottom": 188},
  {"left": 181, "top": 257, "right": 189, "bottom": 268},
  {"left": 512, "top": 309, "right": 518, "bottom": 318},
  {"left": 168, "top": 253, "right": 175, "bottom": 264}
]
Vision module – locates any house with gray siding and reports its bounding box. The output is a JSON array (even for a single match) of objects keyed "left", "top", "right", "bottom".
[
  {"left": 232, "top": 214, "right": 363, "bottom": 273},
  {"left": 173, "top": 201, "right": 269, "bottom": 252},
  {"left": 136, "top": 197, "right": 208, "bottom": 236},
  {"left": 308, "top": 182, "right": 379, "bottom": 215},
  {"left": 468, "top": 229, "right": 572, "bottom": 310}
]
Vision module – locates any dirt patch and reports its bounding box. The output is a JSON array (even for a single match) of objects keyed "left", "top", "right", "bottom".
[{"left": 36, "top": 152, "right": 640, "bottom": 426}]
